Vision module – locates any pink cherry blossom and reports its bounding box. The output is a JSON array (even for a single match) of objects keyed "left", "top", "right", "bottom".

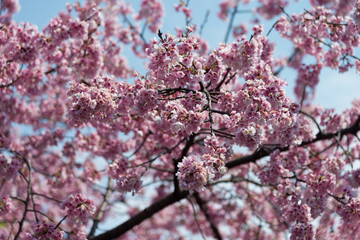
[
  {"left": 25, "top": 221, "right": 64, "bottom": 240},
  {"left": 60, "top": 194, "right": 96, "bottom": 224},
  {"left": 1, "top": 0, "right": 360, "bottom": 239}
]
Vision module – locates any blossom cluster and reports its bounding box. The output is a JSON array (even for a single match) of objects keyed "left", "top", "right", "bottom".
[
  {"left": 176, "top": 136, "right": 230, "bottom": 191},
  {"left": 25, "top": 221, "right": 64, "bottom": 240},
  {"left": 176, "top": 155, "right": 208, "bottom": 191},
  {"left": 0, "top": 153, "right": 21, "bottom": 180},
  {"left": 60, "top": 194, "right": 96, "bottom": 225},
  {"left": 337, "top": 198, "right": 360, "bottom": 224},
  {"left": 115, "top": 170, "right": 143, "bottom": 196},
  {"left": 275, "top": 5, "right": 360, "bottom": 99},
  {"left": 144, "top": 26, "right": 299, "bottom": 150},
  {"left": 0, "top": 196, "right": 13, "bottom": 216},
  {"left": 107, "top": 156, "right": 129, "bottom": 178},
  {"left": 67, "top": 76, "right": 118, "bottom": 127},
  {"left": 135, "top": 0, "right": 164, "bottom": 33}
]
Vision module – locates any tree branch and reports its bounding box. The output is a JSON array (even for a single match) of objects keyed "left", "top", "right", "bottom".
[
  {"left": 88, "top": 178, "right": 113, "bottom": 238},
  {"left": 199, "top": 10, "right": 210, "bottom": 36},
  {"left": 194, "top": 192, "right": 223, "bottom": 240},
  {"left": 90, "top": 191, "right": 189, "bottom": 240},
  {"left": 12, "top": 151, "right": 32, "bottom": 240},
  {"left": 226, "top": 115, "right": 360, "bottom": 169},
  {"left": 224, "top": 4, "right": 238, "bottom": 43},
  {"left": 90, "top": 115, "right": 360, "bottom": 240}
]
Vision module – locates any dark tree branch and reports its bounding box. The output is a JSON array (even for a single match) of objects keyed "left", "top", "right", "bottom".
[
  {"left": 11, "top": 151, "right": 32, "bottom": 240},
  {"left": 226, "top": 115, "right": 360, "bottom": 169},
  {"left": 210, "top": 109, "right": 230, "bottom": 116},
  {"left": 30, "top": 193, "right": 39, "bottom": 222},
  {"left": 0, "top": 78, "right": 18, "bottom": 88},
  {"left": 54, "top": 215, "right": 67, "bottom": 230},
  {"left": 45, "top": 68, "right": 56, "bottom": 75},
  {"left": 158, "top": 87, "right": 196, "bottom": 96},
  {"left": 212, "top": 67, "right": 231, "bottom": 91},
  {"left": 299, "top": 110, "right": 322, "bottom": 134},
  {"left": 194, "top": 192, "right": 223, "bottom": 240},
  {"left": 90, "top": 115, "right": 360, "bottom": 240},
  {"left": 90, "top": 191, "right": 190, "bottom": 240},
  {"left": 224, "top": 72, "right": 237, "bottom": 85},
  {"left": 213, "top": 129, "right": 235, "bottom": 138}
]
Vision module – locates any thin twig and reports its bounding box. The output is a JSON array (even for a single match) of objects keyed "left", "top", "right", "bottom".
[
  {"left": 280, "top": 6, "right": 292, "bottom": 21},
  {"left": 299, "top": 85, "right": 307, "bottom": 109},
  {"left": 31, "top": 193, "right": 39, "bottom": 222},
  {"left": 266, "top": 20, "right": 279, "bottom": 37},
  {"left": 194, "top": 193, "right": 223, "bottom": 240},
  {"left": 8, "top": 221, "right": 17, "bottom": 240},
  {"left": 211, "top": 68, "right": 231, "bottom": 91},
  {"left": 122, "top": 13, "right": 146, "bottom": 43},
  {"left": 32, "top": 192, "right": 62, "bottom": 203},
  {"left": 213, "top": 129, "right": 235, "bottom": 138},
  {"left": 274, "top": 48, "right": 300, "bottom": 76},
  {"left": 54, "top": 215, "right": 67, "bottom": 230},
  {"left": 0, "top": 78, "right": 19, "bottom": 88},
  {"left": 130, "top": 137, "right": 187, "bottom": 168},
  {"left": 224, "top": 73, "right": 237, "bottom": 85},
  {"left": 187, "top": 197, "right": 207, "bottom": 240},
  {"left": 140, "top": 22, "right": 147, "bottom": 38},
  {"left": 200, "top": 82, "right": 214, "bottom": 135},
  {"left": 128, "top": 131, "right": 153, "bottom": 158},
  {"left": 299, "top": 110, "right": 322, "bottom": 134},
  {"left": 12, "top": 151, "right": 32, "bottom": 240},
  {"left": 199, "top": 10, "right": 210, "bottom": 36},
  {"left": 88, "top": 179, "right": 113, "bottom": 238},
  {"left": 224, "top": 4, "right": 238, "bottom": 43}
]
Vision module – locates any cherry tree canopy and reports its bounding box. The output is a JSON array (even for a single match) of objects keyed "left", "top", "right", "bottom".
[{"left": 1, "top": 0, "right": 360, "bottom": 239}]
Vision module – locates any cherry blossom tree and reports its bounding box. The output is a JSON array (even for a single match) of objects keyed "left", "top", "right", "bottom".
[{"left": 1, "top": 0, "right": 360, "bottom": 239}]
